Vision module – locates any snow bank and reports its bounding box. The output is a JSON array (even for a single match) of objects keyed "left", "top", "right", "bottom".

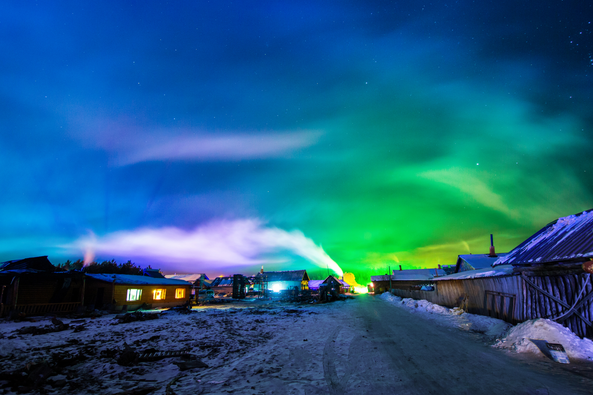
[
  {"left": 380, "top": 292, "right": 593, "bottom": 361},
  {"left": 494, "top": 318, "right": 593, "bottom": 361},
  {"left": 379, "top": 292, "right": 510, "bottom": 336}
]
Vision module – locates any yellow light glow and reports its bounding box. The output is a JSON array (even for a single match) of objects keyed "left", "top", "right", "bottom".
[
  {"left": 175, "top": 288, "right": 185, "bottom": 299},
  {"left": 353, "top": 287, "right": 368, "bottom": 294},
  {"left": 153, "top": 289, "right": 166, "bottom": 300}
]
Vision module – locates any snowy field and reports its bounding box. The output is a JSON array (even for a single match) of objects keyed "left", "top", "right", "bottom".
[
  {"left": 379, "top": 292, "right": 593, "bottom": 361},
  {"left": 2, "top": 294, "right": 593, "bottom": 394},
  {"left": 0, "top": 301, "right": 347, "bottom": 394}
]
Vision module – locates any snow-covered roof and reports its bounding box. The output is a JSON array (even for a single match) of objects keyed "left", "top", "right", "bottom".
[
  {"left": 85, "top": 273, "right": 191, "bottom": 286},
  {"left": 0, "top": 256, "right": 55, "bottom": 273},
  {"left": 457, "top": 253, "right": 508, "bottom": 271},
  {"left": 257, "top": 270, "right": 309, "bottom": 282},
  {"left": 210, "top": 276, "right": 234, "bottom": 286},
  {"left": 493, "top": 209, "right": 593, "bottom": 267},
  {"left": 371, "top": 268, "right": 446, "bottom": 282},
  {"left": 433, "top": 265, "right": 515, "bottom": 281},
  {"left": 165, "top": 273, "right": 209, "bottom": 282}
]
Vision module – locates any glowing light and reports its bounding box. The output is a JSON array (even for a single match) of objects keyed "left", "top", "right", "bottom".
[
  {"left": 271, "top": 283, "right": 282, "bottom": 292},
  {"left": 353, "top": 287, "right": 368, "bottom": 294}
]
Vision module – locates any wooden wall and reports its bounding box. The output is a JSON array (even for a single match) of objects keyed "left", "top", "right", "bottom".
[
  {"left": 113, "top": 284, "right": 190, "bottom": 309},
  {"left": 16, "top": 273, "right": 84, "bottom": 305},
  {"left": 386, "top": 272, "right": 593, "bottom": 339}
]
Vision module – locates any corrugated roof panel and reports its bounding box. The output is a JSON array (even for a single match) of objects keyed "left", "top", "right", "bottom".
[{"left": 493, "top": 209, "right": 593, "bottom": 266}]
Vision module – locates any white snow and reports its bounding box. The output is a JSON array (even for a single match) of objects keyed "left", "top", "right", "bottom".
[
  {"left": 494, "top": 318, "right": 593, "bottom": 361},
  {"left": 380, "top": 292, "right": 593, "bottom": 361},
  {"left": 433, "top": 264, "right": 514, "bottom": 280},
  {"left": 379, "top": 293, "right": 510, "bottom": 337}
]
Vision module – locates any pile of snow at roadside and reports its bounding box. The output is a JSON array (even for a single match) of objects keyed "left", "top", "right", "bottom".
[
  {"left": 379, "top": 292, "right": 510, "bottom": 337},
  {"left": 494, "top": 318, "right": 593, "bottom": 361}
]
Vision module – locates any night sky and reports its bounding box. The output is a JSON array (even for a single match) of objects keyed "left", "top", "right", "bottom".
[{"left": 2, "top": 1, "right": 592, "bottom": 281}]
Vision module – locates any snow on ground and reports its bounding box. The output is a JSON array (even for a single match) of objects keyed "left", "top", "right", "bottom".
[
  {"left": 379, "top": 292, "right": 511, "bottom": 337},
  {"left": 494, "top": 319, "right": 593, "bottom": 361},
  {"left": 379, "top": 292, "right": 593, "bottom": 361},
  {"left": 0, "top": 301, "right": 330, "bottom": 394}
]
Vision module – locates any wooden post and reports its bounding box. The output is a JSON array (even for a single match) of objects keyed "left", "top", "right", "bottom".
[
  {"left": 13, "top": 276, "right": 20, "bottom": 309},
  {"left": 80, "top": 275, "right": 86, "bottom": 307}
]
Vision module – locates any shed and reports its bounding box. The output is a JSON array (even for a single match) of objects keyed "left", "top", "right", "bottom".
[
  {"left": 319, "top": 275, "right": 343, "bottom": 302},
  {"left": 84, "top": 274, "right": 190, "bottom": 311},
  {"left": 0, "top": 256, "right": 84, "bottom": 317}
]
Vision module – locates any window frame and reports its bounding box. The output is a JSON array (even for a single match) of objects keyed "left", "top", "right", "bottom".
[
  {"left": 152, "top": 288, "right": 166, "bottom": 300},
  {"left": 126, "top": 288, "right": 142, "bottom": 302},
  {"left": 175, "top": 288, "right": 186, "bottom": 299}
]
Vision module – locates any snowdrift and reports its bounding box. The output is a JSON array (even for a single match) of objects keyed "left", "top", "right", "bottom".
[{"left": 380, "top": 292, "right": 593, "bottom": 361}]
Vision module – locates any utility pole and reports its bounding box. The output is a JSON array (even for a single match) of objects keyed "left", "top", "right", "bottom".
[{"left": 389, "top": 265, "right": 392, "bottom": 293}]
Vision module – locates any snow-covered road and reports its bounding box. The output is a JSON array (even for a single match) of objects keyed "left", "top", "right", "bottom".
[{"left": 1, "top": 294, "right": 593, "bottom": 394}]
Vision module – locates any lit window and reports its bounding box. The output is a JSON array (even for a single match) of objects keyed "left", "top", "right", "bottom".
[
  {"left": 153, "top": 289, "right": 166, "bottom": 300},
  {"left": 175, "top": 288, "right": 186, "bottom": 299},
  {"left": 126, "top": 289, "right": 142, "bottom": 302}
]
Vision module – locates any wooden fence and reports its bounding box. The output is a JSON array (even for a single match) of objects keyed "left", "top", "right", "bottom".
[
  {"left": 3, "top": 302, "right": 82, "bottom": 317},
  {"left": 388, "top": 272, "right": 593, "bottom": 339}
]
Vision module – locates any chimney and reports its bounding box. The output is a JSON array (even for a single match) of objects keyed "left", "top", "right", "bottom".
[
  {"left": 260, "top": 265, "right": 264, "bottom": 274},
  {"left": 399, "top": 265, "right": 402, "bottom": 271},
  {"left": 488, "top": 234, "right": 497, "bottom": 257},
  {"left": 438, "top": 264, "right": 442, "bottom": 269}
]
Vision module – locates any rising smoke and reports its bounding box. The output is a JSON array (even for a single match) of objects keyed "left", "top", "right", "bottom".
[{"left": 68, "top": 219, "right": 343, "bottom": 276}]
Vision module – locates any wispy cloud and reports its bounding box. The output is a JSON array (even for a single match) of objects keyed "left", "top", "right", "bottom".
[
  {"left": 65, "top": 219, "right": 342, "bottom": 276},
  {"left": 419, "top": 168, "right": 517, "bottom": 218},
  {"left": 109, "top": 130, "right": 321, "bottom": 166}
]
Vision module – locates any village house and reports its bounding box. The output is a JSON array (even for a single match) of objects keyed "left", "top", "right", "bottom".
[
  {"left": 308, "top": 276, "right": 349, "bottom": 294},
  {"left": 84, "top": 273, "right": 191, "bottom": 311},
  {"left": 0, "top": 256, "right": 84, "bottom": 318},
  {"left": 255, "top": 270, "right": 310, "bottom": 295},
  {"left": 370, "top": 267, "right": 446, "bottom": 294},
  {"left": 381, "top": 209, "right": 593, "bottom": 339}
]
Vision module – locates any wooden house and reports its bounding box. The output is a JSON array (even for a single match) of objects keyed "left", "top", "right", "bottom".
[
  {"left": 0, "top": 256, "right": 84, "bottom": 317},
  {"left": 371, "top": 268, "right": 445, "bottom": 294},
  {"left": 384, "top": 209, "right": 593, "bottom": 339},
  {"left": 256, "top": 270, "right": 310, "bottom": 294},
  {"left": 209, "top": 276, "right": 234, "bottom": 295},
  {"left": 84, "top": 273, "right": 191, "bottom": 311}
]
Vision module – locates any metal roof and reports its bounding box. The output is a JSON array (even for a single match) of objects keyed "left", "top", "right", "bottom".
[
  {"left": 0, "top": 256, "right": 55, "bottom": 272},
  {"left": 372, "top": 268, "right": 446, "bottom": 282},
  {"left": 493, "top": 209, "right": 593, "bottom": 267},
  {"left": 85, "top": 273, "right": 191, "bottom": 286},
  {"left": 457, "top": 253, "right": 508, "bottom": 271}
]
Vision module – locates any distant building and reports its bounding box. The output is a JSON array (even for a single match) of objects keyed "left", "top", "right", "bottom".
[
  {"left": 143, "top": 268, "right": 165, "bottom": 278},
  {"left": 370, "top": 268, "right": 445, "bottom": 294},
  {"left": 256, "top": 270, "right": 310, "bottom": 294}
]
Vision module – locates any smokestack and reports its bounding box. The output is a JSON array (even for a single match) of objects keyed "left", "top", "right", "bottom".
[
  {"left": 488, "top": 234, "right": 497, "bottom": 257},
  {"left": 438, "top": 264, "right": 442, "bottom": 269},
  {"left": 399, "top": 265, "right": 402, "bottom": 271}
]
